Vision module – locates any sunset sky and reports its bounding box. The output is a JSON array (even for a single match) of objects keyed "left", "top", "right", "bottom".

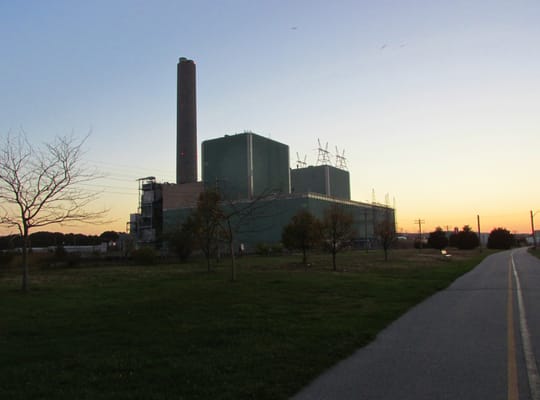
[{"left": 1, "top": 0, "right": 539, "bottom": 235}]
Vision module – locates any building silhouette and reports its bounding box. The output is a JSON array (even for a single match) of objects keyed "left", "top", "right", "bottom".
[
  {"left": 129, "top": 58, "right": 395, "bottom": 250},
  {"left": 177, "top": 57, "right": 197, "bottom": 184},
  {"left": 202, "top": 132, "right": 290, "bottom": 200}
]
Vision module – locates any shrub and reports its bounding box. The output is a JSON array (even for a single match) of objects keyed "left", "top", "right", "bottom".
[
  {"left": 487, "top": 227, "right": 514, "bottom": 249},
  {"left": 255, "top": 243, "right": 283, "bottom": 256},
  {"left": 255, "top": 243, "right": 271, "bottom": 256},
  {"left": 55, "top": 245, "right": 67, "bottom": 259},
  {"left": 167, "top": 225, "right": 194, "bottom": 262},
  {"left": 65, "top": 253, "right": 81, "bottom": 267},
  {"left": 131, "top": 247, "right": 158, "bottom": 265},
  {"left": 427, "top": 227, "right": 449, "bottom": 250},
  {"left": 270, "top": 243, "right": 284, "bottom": 255},
  {"left": 414, "top": 239, "right": 428, "bottom": 249},
  {"left": 0, "top": 252, "right": 15, "bottom": 268},
  {"left": 449, "top": 226, "right": 479, "bottom": 250}
]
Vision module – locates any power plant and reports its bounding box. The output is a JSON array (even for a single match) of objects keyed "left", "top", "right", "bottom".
[{"left": 129, "top": 58, "right": 395, "bottom": 250}]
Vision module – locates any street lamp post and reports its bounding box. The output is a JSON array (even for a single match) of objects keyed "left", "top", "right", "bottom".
[{"left": 531, "top": 210, "right": 538, "bottom": 249}]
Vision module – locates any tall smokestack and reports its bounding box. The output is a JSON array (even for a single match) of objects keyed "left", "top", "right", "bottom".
[{"left": 177, "top": 57, "right": 197, "bottom": 184}]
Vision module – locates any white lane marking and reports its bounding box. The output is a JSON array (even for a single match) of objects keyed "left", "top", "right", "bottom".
[
  {"left": 511, "top": 251, "right": 540, "bottom": 400},
  {"left": 508, "top": 259, "right": 519, "bottom": 400}
]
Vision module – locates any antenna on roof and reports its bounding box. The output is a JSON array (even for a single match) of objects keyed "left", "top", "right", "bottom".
[
  {"left": 296, "top": 152, "right": 307, "bottom": 168},
  {"left": 335, "top": 146, "right": 348, "bottom": 170},
  {"left": 316, "top": 139, "right": 332, "bottom": 166}
]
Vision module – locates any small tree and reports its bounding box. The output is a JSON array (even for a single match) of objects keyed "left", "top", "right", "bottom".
[
  {"left": 282, "top": 209, "right": 321, "bottom": 266},
  {"left": 100, "top": 230, "right": 119, "bottom": 244},
  {"left": 449, "top": 229, "right": 459, "bottom": 248},
  {"left": 487, "top": 227, "right": 514, "bottom": 249},
  {"left": 321, "top": 204, "right": 356, "bottom": 271},
  {"left": 454, "top": 225, "right": 480, "bottom": 250},
  {"left": 375, "top": 216, "right": 395, "bottom": 261},
  {"left": 169, "top": 213, "right": 197, "bottom": 262},
  {"left": 0, "top": 132, "right": 107, "bottom": 291},
  {"left": 428, "top": 227, "right": 449, "bottom": 250},
  {"left": 219, "top": 192, "right": 276, "bottom": 281},
  {"left": 193, "top": 189, "right": 223, "bottom": 272}
]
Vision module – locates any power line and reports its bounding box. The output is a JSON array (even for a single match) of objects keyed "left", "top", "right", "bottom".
[
  {"left": 78, "top": 182, "right": 138, "bottom": 192},
  {"left": 88, "top": 158, "right": 174, "bottom": 174},
  {"left": 87, "top": 162, "right": 175, "bottom": 183}
]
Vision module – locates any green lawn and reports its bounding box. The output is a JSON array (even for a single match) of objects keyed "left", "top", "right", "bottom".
[{"left": 0, "top": 249, "right": 488, "bottom": 399}]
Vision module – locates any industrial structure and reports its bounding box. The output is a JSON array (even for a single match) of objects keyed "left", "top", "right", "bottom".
[
  {"left": 202, "top": 132, "right": 290, "bottom": 200},
  {"left": 176, "top": 57, "right": 197, "bottom": 184},
  {"left": 129, "top": 58, "right": 395, "bottom": 251},
  {"left": 291, "top": 165, "right": 350, "bottom": 200}
]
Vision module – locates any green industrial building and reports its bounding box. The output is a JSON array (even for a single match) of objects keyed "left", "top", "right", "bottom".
[
  {"left": 163, "top": 192, "right": 393, "bottom": 251},
  {"left": 291, "top": 165, "right": 351, "bottom": 200},
  {"left": 202, "top": 132, "right": 290, "bottom": 200},
  {"left": 140, "top": 131, "right": 396, "bottom": 251},
  {"left": 129, "top": 58, "right": 395, "bottom": 250}
]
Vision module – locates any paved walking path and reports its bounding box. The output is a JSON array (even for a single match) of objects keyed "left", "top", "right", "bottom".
[{"left": 292, "top": 248, "right": 540, "bottom": 400}]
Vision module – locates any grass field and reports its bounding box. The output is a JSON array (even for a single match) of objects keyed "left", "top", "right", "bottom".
[{"left": 0, "top": 249, "right": 489, "bottom": 399}]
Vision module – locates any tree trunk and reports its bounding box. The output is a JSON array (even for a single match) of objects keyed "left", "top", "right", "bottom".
[
  {"left": 216, "top": 246, "right": 221, "bottom": 263},
  {"left": 22, "top": 229, "right": 29, "bottom": 292},
  {"left": 227, "top": 220, "right": 236, "bottom": 282},
  {"left": 332, "top": 248, "right": 337, "bottom": 271},
  {"left": 302, "top": 247, "right": 307, "bottom": 267},
  {"left": 229, "top": 238, "right": 236, "bottom": 282},
  {"left": 204, "top": 238, "right": 212, "bottom": 272}
]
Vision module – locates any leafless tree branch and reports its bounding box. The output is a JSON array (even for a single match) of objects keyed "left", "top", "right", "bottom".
[{"left": 0, "top": 131, "right": 109, "bottom": 291}]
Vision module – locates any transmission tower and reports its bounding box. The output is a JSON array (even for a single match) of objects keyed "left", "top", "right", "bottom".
[
  {"left": 295, "top": 152, "right": 307, "bottom": 169},
  {"left": 335, "top": 146, "right": 348, "bottom": 170},
  {"left": 316, "top": 139, "right": 332, "bottom": 166}
]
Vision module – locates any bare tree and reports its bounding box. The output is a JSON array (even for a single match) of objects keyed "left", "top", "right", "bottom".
[
  {"left": 193, "top": 189, "right": 223, "bottom": 272},
  {"left": 219, "top": 190, "right": 278, "bottom": 281},
  {"left": 375, "top": 210, "right": 396, "bottom": 261},
  {"left": 321, "top": 204, "right": 356, "bottom": 271},
  {"left": 0, "top": 132, "right": 107, "bottom": 291}
]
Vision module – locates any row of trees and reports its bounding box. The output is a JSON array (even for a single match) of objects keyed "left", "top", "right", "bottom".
[
  {"left": 1, "top": 130, "right": 521, "bottom": 293},
  {"left": 427, "top": 226, "right": 516, "bottom": 250},
  {"left": 281, "top": 207, "right": 356, "bottom": 271},
  {"left": 170, "top": 189, "right": 398, "bottom": 274},
  {"left": 282, "top": 207, "right": 396, "bottom": 267},
  {"left": 0, "top": 231, "right": 120, "bottom": 250},
  {"left": 168, "top": 189, "right": 276, "bottom": 281}
]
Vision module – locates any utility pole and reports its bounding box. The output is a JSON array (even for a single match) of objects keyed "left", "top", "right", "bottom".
[
  {"left": 414, "top": 219, "right": 425, "bottom": 250},
  {"left": 364, "top": 210, "right": 369, "bottom": 253},
  {"left": 531, "top": 210, "right": 537, "bottom": 249},
  {"left": 477, "top": 214, "right": 482, "bottom": 250}
]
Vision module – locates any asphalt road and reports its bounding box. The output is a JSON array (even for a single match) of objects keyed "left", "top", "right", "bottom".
[{"left": 292, "top": 248, "right": 540, "bottom": 400}]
